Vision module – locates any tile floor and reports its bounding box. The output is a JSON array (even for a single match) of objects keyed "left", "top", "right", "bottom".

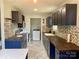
[{"left": 28, "top": 41, "right": 49, "bottom": 59}]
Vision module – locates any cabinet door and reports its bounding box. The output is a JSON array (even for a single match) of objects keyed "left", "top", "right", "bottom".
[
  {"left": 12, "top": 11, "right": 19, "bottom": 23},
  {"left": 54, "top": 13, "right": 58, "bottom": 25},
  {"left": 66, "top": 4, "right": 77, "bottom": 25},
  {"left": 43, "top": 35, "right": 50, "bottom": 56},
  {"left": 61, "top": 4, "right": 77, "bottom": 25},
  {"left": 52, "top": 14, "right": 54, "bottom": 25},
  {"left": 18, "top": 13, "right": 22, "bottom": 23},
  {"left": 22, "top": 15, "right": 25, "bottom": 21},
  {"left": 58, "top": 9, "right": 62, "bottom": 25},
  {"left": 46, "top": 17, "right": 53, "bottom": 28},
  {"left": 50, "top": 42, "right": 55, "bottom": 59},
  {"left": 49, "top": 17, "right": 53, "bottom": 27},
  {"left": 61, "top": 7, "right": 67, "bottom": 25},
  {"left": 46, "top": 17, "right": 49, "bottom": 27},
  {"left": 59, "top": 51, "right": 79, "bottom": 59}
]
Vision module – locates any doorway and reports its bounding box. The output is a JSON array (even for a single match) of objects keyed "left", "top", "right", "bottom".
[
  {"left": 0, "top": 9, "right": 2, "bottom": 49},
  {"left": 30, "top": 18, "right": 41, "bottom": 41}
]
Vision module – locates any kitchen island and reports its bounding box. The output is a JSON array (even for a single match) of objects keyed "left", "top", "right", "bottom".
[
  {"left": 0, "top": 49, "right": 28, "bottom": 59},
  {"left": 5, "top": 33, "right": 27, "bottom": 49}
]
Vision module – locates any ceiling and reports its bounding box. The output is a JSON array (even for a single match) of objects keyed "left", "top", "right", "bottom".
[{"left": 5, "top": 0, "right": 67, "bottom": 15}]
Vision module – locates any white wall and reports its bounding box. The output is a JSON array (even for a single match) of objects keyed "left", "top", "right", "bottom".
[
  {"left": 4, "top": 1, "right": 21, "bottom": 18},
  {"left": 4, "top": 1, "right": 12, "bottom": 18},
  {"left": 1, "top": 0, "right": 5, "bottom": 49},
  {"left": 4, "top": 1, "right": 23, "bottom": 36},
  {"left": 25, "top": 18, "right": 30, "bottom": 33},
  {"left": 4, "top": 1, "right": 15, "bottom": 36}
]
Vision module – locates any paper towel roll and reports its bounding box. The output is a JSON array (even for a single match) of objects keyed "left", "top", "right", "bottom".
[{"left": 67, "top": 34, "right": 70, "bottom": 42}]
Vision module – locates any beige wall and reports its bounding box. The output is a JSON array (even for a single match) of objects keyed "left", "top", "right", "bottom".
[
  {"left": 4, "top": 1, "right": 17, "bottom": 18},
  {"left": 4, "top": 2, "right": 12, "bottom": 18},
  {"left": 0, "top": 0, "right": 1, "bottom": 8},
  {"left": 4, "top": 1, "right": 22, "bottom": 38},
  {"left": 4, "top": 1, "right": 15, "bottom": 38}
]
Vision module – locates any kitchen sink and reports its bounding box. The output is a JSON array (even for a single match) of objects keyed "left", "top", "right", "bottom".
[
  {"left": 16, "top": 34, "right": 23, "bottom": 38},
  {"left": 44, "top": 33, "right": 55, "bottom": 36}
]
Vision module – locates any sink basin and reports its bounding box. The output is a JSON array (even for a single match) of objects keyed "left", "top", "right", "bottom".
[
  {"left": 16, "top": 34, "right": 23, "bottom": 38},
  {"left": 44, "top": 33, "right": 55, "bottom": 36}
]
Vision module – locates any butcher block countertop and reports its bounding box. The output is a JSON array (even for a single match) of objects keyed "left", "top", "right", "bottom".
[{"left": 45, "top": 34, "right": 79, "bottom": 51}]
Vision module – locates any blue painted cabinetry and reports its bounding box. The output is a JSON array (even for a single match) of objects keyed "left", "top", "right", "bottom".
[
  {"left": 5, "top": 34, "right": 27, "bottom": 49},
  {"left": 50, "top": 42, "right": 55, "bottom": 59},
  {"left": 59, "top": 51, "right": 79, "bottom": 59},
  {"left": 49, "top": 43, "right": 79, "bottom": 59},
  {"left": 43, "top": 35, "right": 50, "bottom": 56},
  {"left": 46, "top": 16, "right": 53, "bottom": 28},
  {"left": 5, "top": 40, "right": 22, "bottom": 49},
  {"left": 43, "top": 35, "right": 55, "bottom": 59}
]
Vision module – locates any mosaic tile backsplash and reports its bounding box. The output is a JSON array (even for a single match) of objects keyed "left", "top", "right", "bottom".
[
  {"left": 4, "top": 19, "right": 14, "bottom": 39},
  {"left": 57, "top": 26, "right": 79, "bottom": 46}
]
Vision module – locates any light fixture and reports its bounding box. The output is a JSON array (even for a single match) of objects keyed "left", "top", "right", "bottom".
[
  {"left": 50, "top": 8, "right": 52, "bottom": 10},
  {"left": 34, "top": 8, "right": 38, "bottom": 11},
  {"left": 33, "top": 0, "right": 37, "bottom": 3}
]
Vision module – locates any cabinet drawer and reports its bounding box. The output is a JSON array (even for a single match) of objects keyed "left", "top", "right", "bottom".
[{"left": 59, "top": 51, "right": 79, "bottom": 59}]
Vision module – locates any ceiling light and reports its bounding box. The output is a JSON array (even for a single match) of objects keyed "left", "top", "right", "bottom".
[
  {"left": 33, "top": 0, "right": 37, "bottom": 3},
  {"left": 34, "top": 8, "right": 38, "bottom": 11},
  {"left": 50, "top": 8, "right": 52, "bottom": 10},
  {"left": 50, "top": 8, "right": 53, "bottom": 11}
]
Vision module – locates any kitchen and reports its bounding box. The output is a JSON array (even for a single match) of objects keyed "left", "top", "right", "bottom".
[
  {"left": 0, "top": 0, "right": 79, "bottom": 59},
  {"left": 0, "top": 0, "right": 28, "bottom": 59}
]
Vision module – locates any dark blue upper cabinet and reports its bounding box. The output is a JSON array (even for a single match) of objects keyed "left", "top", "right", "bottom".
[
  {"left": 12, "top": 11, "right": 19, "bottom": 23},
  {"left": 57, "top": 10, "right": 62, "bottom": 26},
  {"left": 53, "top": 12, "right": 58, "bottom": 25},
  {"left": 46, "top": 16, "right": 53, "bottom": 28},
  {"left": 61, "top": 4, "right": 77, "bottom": 25},
  {"left": 52, "top": 4, "right": 77, "bottom": 26},
  {"left": 12, "top": 11, "right": 24, "bottom": 24}
]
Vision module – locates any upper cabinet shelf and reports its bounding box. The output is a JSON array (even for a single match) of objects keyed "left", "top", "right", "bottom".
[
  {"left": 11, "top": 11, "right": 25, "bottom": 28},
  {"left": 12, "top": 11, "right": 19, "bottom": 23},
  {"left": 62, "top": 4, "right": 77, "bottom": 25},
  {"left": 52, "top": 4, "right": 77, "bottom": 25},
  {"left": 12, "top": 11, "right": 25, "bottom": 23},
  {"left": 46, "top": 16, "right": 53, "bottom": 28}
]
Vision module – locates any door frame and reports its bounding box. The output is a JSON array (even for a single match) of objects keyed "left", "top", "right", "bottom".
[{"left": 30, "top": 18, "right": 41, "bottom": 41}]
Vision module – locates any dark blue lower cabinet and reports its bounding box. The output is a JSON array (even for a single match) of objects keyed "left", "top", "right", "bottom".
[
  {"left": 50, "top": 42, "right": 55, "bottom": 59},
  {"left": 59, "top": 51, "right": 79, "bottom": 59},
  {"left": 5, "top": 40, "right": 22, "bottom": 49}
]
